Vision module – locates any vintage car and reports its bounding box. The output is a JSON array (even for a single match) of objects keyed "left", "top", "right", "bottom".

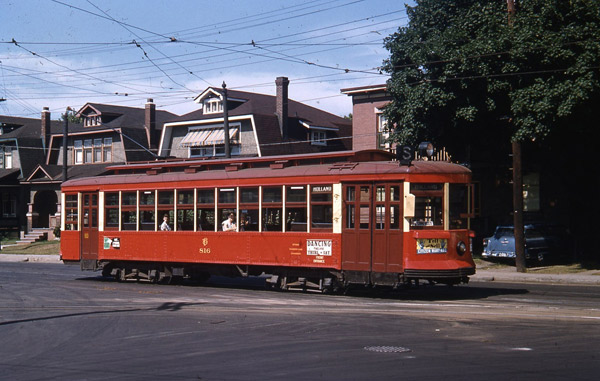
[{"left": 481, "top": 224, "right": 561, "bottom": 264}]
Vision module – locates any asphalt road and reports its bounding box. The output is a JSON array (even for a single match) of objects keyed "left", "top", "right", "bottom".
[{"left": 1, "top": 262, "right": 599, "bottom": 380}]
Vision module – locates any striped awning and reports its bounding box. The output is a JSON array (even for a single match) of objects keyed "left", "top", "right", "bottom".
[
  {"left": 180, "top": 127, "right": 239, "bottom": 148},
  {"left": 180, "top": 128, "right": 213, "bottom": 148},
  {"left": 204, "top": 127, "right": 239, "bottom": 145}
]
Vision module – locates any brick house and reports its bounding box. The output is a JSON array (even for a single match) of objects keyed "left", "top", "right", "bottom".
[{"left": 340, "top": 84, "right": 392, "bottom": 151}]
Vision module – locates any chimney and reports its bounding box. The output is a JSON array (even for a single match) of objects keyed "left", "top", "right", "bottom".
[
  {"left": 275, "top": 77, "right": 289, "bottom": 139},
  {"left": 41, "top": 107, "right": 51, "bottom": 155},
  {"left": 145, "top": 98, "right": 157, "bottom": 150}
]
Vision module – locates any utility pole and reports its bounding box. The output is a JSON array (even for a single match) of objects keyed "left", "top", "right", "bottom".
[
  {"left": 222, "top": 81, "right": 230, "bottom": 158},
  {"left": 508, "top": 0, "right": 527, "bottom": 272}
]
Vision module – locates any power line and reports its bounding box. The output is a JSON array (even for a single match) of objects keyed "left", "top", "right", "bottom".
[
  {"left": 1, "top": 9, "right": 402, "bottom": 91},
  {"left": 85, "top": 0, "right": 210, "bottom": 90}
]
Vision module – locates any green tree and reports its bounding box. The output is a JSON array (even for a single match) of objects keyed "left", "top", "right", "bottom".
[
  {"left": 60, "top": 109, "right": 81, "bottom": 124},
  {"left": 383, "top": 0, "right": 600, "bottom": 148}
]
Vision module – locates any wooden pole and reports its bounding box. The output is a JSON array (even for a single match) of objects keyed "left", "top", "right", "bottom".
[
  {"left": 507, "top": 0, "right": 526, "bottom": 272},
  {"left": 222, "top": 81, "right": 230, "bottom": 159}
]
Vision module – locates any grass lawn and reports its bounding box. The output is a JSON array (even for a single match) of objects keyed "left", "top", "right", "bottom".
[
  {"left": 475, "top": 257, "right": 600, "bottom": 275},
  {"left": 1, "top": 240, "right": 60, "bottom": 255}
]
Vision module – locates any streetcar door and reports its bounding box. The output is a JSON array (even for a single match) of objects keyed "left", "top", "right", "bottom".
[
  {"left": 371, "top": 184, "right": 403, "bottom": 273},
  {"left": 80, "top": 192, "right": 99, "bottom": 270},
  {"left": 342, "top": 184, "right": 373, "bottom": 272},
  {"left": 342, "top": 183, "right": 404, "bottom": 275}
]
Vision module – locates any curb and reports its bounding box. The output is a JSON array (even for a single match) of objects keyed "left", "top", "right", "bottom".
[
  {"left": 0, "top": 254, "right": 62, "bottom": 263},
  {"left": 471, "top": 271, "right": 600, "bottom": 286}
]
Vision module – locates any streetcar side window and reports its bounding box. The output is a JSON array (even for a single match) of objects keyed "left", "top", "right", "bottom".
[
  {"left": 311, "top": 185, "right": 333, "bottom": 232},
  {"left": 263, "top": 186, "right": 282, "bottom": 231},
  {"left": 158, "top": 190, "right": 174, "bottom": 231},
  {"left": 240, "top": 187, "right": 259, "bottom": 231},
  {"left": 121, "top": 191, "right": 137, "bottom": 230},
  {"left": 139, "top": 190, "right": 156, "bottom": 231},
  {"left": 389, "top": 186, "right": 401, "bottom": 230},
  {"left": 64, "top": 194, "right": 78, "bottom": 231},
  {"left": 197, "top": 188, "right": 215, "bottom": 231},
  {"left": 286, "top": 185, "right": 307, "bottom": 232},
  {"left": 177, "top": 190, "right": 194, "bottom": 231},
  {"left": 104, "top": 192, "right": 119, "bottom": 230},
  {"left": 218, "top": 188, "right": 237, "bottom": 231}
]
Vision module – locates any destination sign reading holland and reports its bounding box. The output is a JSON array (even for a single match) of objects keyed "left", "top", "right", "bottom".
[
  {"left": 307, "top": 239, "right": 332, "bottom": 256},
  {"left": 312, "top": 186, "right": 332, "bottom": 193}
]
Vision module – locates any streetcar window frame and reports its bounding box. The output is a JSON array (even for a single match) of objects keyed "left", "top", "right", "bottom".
[{"left": 92, "top": 183, "right": 336, "bottom": 234}]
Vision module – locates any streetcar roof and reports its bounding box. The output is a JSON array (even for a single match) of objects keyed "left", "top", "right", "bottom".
[{"left": 62, "top": 150, "right": 471, "bottom": 190}]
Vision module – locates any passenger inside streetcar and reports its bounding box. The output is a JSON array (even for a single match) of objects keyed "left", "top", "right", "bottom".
[
  {"left": 160, "top": 215, "right": 172, "bottom": 231},
  {"left": 222, "top": 213, "right": 237, "bottom": 231}
]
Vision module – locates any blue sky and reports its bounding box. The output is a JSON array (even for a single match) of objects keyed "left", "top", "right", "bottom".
[{"left": 0, "top": 0, "right": 412, "bottom": 118}]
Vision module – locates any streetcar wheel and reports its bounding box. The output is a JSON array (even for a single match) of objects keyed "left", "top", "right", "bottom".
[
  {"left": 151, "top": 269, "right": 161, "bottom": 284},
  {"left": 115, "top": 269, "right": 126, "bottom": 282}
]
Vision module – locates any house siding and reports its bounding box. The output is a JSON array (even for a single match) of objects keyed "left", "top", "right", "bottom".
[{"left": 165, "top": 119, "right": 257, "bottom": 159}]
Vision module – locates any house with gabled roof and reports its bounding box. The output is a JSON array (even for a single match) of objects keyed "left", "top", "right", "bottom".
[
  {"left": 158, "top": 77, "right": 352, "bottom": 159},
  {"left": 0, "top": 112, "right": 58, "bottom": 234},
  {"left": 1, "top": 100, "right": 177, "bottom": 238}
]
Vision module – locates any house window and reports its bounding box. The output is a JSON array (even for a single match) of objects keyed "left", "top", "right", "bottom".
[
  {"left": 377, "top": 113, "right": 390, "bottom": 149},
  {"left": 190, "top": 144, "right": 240, "bottom": 158},
  {"left": 74, "top": 138, "right": 113, "bottom": 164},
  {"left": 84, "top": 139, "right": 93, "bottom": 163},
  {"left": 203, "top": 98, "right": 223, "bottom": 114},
  {"left": 84, "top": 115, "right": 100, "bottom": 127},
  {"left": 74, "top": 140, "right": 83, "bottom": 164},
  {"left": 1, "top": 146, "right": 13, "bottom": 169},
  {"left": 311, "top": 130, "right": 327, "bottom": 146},
  {"left": 1, "top": 192, "right": 17, "bottom": 218},
  {"left": 93, "top": 139, "right": 102, "bottom": 162},
  {"left": 103, "top": 138, "right": 112, "bottom": 162}
]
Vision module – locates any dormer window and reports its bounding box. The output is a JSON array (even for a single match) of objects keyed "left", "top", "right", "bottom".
[
  {"left": 203, "top": 98, "right": 223, "bottom": 114},
  {"left": 84, "top": 115, "right": 101, "bottom": 127}
]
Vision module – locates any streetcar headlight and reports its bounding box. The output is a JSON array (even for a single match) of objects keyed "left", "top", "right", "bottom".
[{"left": 456, "top": 241, "right": 467, "bottom": 256}]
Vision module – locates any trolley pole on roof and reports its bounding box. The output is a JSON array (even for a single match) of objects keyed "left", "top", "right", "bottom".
[
  {"left": 222, "top": 81, "right": 231, "bottom": 158},
  {"left": 507, "top": 0, "right": 527, "bottom": 272}
]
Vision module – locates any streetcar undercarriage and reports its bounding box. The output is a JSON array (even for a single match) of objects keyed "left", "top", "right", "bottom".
[{"left": 89, "top": 260, "right": 472, "bottom": 292}]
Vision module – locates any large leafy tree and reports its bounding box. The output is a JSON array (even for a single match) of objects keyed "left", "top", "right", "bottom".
[{"left": 383, "top": 0, "right": 600, "bottom": 149}]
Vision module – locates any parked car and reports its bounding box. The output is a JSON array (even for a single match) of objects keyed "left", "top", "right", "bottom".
[{"left": 482, "top": 224, "right": 566, "bottom": 265}]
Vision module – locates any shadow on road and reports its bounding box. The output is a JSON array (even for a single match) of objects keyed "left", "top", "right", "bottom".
[{"left": 77, "top": 274, "right": 528, "bottom": 301}]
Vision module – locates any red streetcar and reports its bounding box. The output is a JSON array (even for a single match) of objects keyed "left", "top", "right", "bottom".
[{"left": 60, "top": 149, "right": 476, "bottom": 291}]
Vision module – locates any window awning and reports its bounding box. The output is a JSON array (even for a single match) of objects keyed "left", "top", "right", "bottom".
[
  {"left": 180, "top": 127, "right": 239, "bottom": 148},
  {"left": 180, "top": 129, "right": 213, "bottom": 148},
  {"left": 204, "top": 127, "right": 239, "bottom": 146}
]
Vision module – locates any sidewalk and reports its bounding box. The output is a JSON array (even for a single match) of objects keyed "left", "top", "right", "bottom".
[{"left": 471, "top": 268, "right": 600, "bottom": 286}]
